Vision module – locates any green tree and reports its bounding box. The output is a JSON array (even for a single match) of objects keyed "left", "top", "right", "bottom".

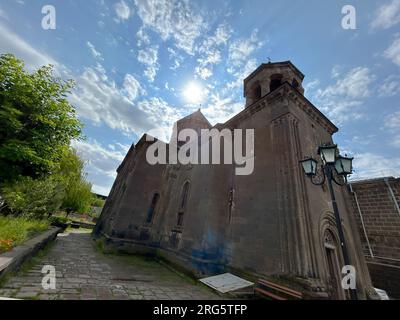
[
  {"left": 1, "top": 176, "right": 64, "bottom": 219},
  {"left": 0, "top": 53, "right": 82, "bottom": 183},
  {"left": 0, "top": 149, "right": 94, "bottom": 219},
  {"left": 57, "top": 148, "right": 93, "bottom": 215}
]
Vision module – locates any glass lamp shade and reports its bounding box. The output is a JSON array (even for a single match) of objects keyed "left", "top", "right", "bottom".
[
  {"left": 318, "top": 144, "right": 337, "bottom": 164},
  {"left": 300, "top": 157, "right": 318, "bottom": 176},
  {"left": 335, "top": 155, "right": 353, "bottom": 175}
]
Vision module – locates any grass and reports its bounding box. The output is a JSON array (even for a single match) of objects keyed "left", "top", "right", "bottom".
[
  {"left": 52, "top": 212, "right": 96, "bottom": 225},
  {"left": 0, "top": 215, "right": 50, "bottom": 254}
]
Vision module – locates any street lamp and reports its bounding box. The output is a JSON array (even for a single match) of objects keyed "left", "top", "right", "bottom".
[
  {"left": 318, "top": 143, "right": 337, "bottom": 165},
  {"left": 335, "top": 155, "right": 354, "bottom": 176},
  {"left": 300, "top": 143, "right": 357, "bottom": 300},
  {"left": 300, "top": 157, "right": 318, "bottom": 176}
]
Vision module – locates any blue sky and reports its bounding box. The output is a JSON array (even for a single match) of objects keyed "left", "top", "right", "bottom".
[{"left": 0, "top": 0, "right": 399, "bottom": 195}]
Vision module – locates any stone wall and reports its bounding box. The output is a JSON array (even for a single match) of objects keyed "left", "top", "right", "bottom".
[{"left": 349, "top": 177, "right": 400, "bottom": 298}]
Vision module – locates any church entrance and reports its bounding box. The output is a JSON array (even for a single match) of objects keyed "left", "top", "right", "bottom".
[{"left": 324, "top": 230, "right": 346, "bottom": 300}]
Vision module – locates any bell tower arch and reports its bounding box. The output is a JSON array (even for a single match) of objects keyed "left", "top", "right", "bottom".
[{"left": 243, "top": 60, "right": 305, "bottom": 107}]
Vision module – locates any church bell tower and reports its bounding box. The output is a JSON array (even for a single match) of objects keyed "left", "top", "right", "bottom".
[{"left": 243, "top": 61, "right": 305, "bottom": 108}]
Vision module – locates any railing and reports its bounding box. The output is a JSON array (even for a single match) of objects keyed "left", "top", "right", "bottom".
[{"left": 255, "top": 279, "right": 303, "bottom": 300}]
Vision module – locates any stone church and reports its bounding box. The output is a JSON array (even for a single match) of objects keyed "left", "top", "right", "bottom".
[{"left": 93, "top": 61, "right": 377, "bottom": 299}]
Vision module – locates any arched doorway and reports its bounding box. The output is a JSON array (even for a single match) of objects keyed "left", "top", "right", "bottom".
[{"left": 323, "top": 229, "right": 346, "bottom": 300}]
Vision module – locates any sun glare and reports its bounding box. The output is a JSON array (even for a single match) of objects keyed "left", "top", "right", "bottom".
[{"left": 183, "top": 82, "right": 204, "bottom": 104}]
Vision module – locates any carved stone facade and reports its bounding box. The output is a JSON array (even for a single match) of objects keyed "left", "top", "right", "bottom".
[{"left": 94, "top": 61, "right": 376, "bottom": 299}]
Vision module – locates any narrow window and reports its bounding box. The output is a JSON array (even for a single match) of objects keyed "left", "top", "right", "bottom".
[
  {"left": 270, "top": 74, "right": 283, "bottom": 92},
  {"left": 145, "top": 193, "right": 159, "bottom": 224},
  {"left": 253, "top": 84, "right": 261, "bottom": 100},
  {"left": 292, "top": 78, "right": 299, "bottom": 89},
  {"left": 177, "top": 181, "right": 190, "bottom": 226},
  {"left": 177, "top": 212, "right": 184, "bottom": 226}
]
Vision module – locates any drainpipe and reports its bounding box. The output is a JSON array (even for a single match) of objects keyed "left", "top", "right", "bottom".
[
  {"left": 384, "top": 177, "right": 400, "bottom": 218},
  {"left": 349, "top": 183, "right": 374, "bottom": 258}
]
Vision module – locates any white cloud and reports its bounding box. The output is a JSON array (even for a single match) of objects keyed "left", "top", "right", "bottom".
[
  {"left": 92, "top": 184, "right": 112, "bottom": 197},
  {"left": 350, "top": 152, "right": 400, "bottom": 180},
  {"left": 134, "top": 0, "right": 205, "bottom": 55},
  {"left": 196, "top": 24, "right": 232, "bottom": 56},
  {"left": 0, "top": 7, "right": 8, "bottom": 20},
  {"left": 70, "top": 64, "right": 182, "bottom": 142},
  {"left": 137, "top": 46, "right": 159, "bottom": 82},
  {"left": 391, "top": 135, "right": 400, "bottom": 148},
  {"left": 378, "top": 75, "right": 400, "bottom": 97},
  {"left": 167, "top": 47, "right": 184, "bottom": 70},
  {"left": 212, "top": 23, "right": 232, "bottom": 46},
  {"left": 331, "top": 65, "right": 342, "bottom": 78},
  {"left": 194, "top": 24, "right": 232, "bottom": 80},
  {"left": 383, "top": 112, "right": 400, "bottom": 148},
  {"left": 136, "top": 26, "right": 150, "bottom": 46},
  {"left": 317, "top": 67, "right": 373, "bottom": 99},
  {"left": 228, "top": 29, "right": 264, "bottom": 70},
  {"left": 383, "top": 36, "right": 400, "bottom": 66},
  {"left": 310, "top": 66, "right": 375, "bottom": 123},
  {"left": 195, "top": 66, "right": 213, "bottom": 80},
  {"left": 304, "top": 79, "right": 320, "bottom": 92},
  {"left": 86, "top": 41, "right": 104, "bottom": 61},
  {"left": 72, "top": 139, "right": 129, "bottom": 196},
  {"left": 69, "top": 66, "right": 153, "bottom": 135},
  {"left": 114, "top": 0, "right": 132, "bottom": 22},
  {"left": 384, "top": 111, "right": 400, "bottom": 130},
  {"left": 202, "top": 94, "right": 242, "bottom": 125},
  {"left": 0, "top": 22, "right": 59, "bottom": 72},
  {"left": 72, "top": 139, "right": 125, "bottom": 178},
  {"left": 370, "top": 0, "right": 400, "bottom": 30},
  {"left": 123, "top": 74, "right": 145, "bottom": 100},
  {"left": 137, "top": 97, "right": 185, "bottom": 141},
  {"left": 226, "top": 58, "right": 259, "bottom": 90}
]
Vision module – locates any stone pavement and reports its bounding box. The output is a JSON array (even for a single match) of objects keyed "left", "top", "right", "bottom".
[{"left": 0, "top": 230, "right": 221, "bottom": 300}]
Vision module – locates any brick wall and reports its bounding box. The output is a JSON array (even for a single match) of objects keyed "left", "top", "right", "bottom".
[{"left": 348, "top": 177, "right": 400, "bottom": 298}]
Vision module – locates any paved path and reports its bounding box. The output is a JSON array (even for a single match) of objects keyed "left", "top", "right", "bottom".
[{"left": 0, "top": 230, "right": 220, "bottom": 300}]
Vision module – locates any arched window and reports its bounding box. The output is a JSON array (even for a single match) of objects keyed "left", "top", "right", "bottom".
[
  {"left": 177, "top": 181, "right": 190, "bottom": 226},
  {"left": 253, "top": 84, "right": 261, "bottom": 100},
  {"left": 145, "top": 192, "right": 160, "bottom": 224},
  {"left": 269, "top": 74, "right": 283, "bottom": 92}
]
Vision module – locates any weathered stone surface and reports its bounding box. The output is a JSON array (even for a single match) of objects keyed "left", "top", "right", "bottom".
[
  {"left": 0, "top": 231, "right": 219, "bottom": 300},
  {"left": 0, "top": 227, "right": 61, "bottom": 281}
]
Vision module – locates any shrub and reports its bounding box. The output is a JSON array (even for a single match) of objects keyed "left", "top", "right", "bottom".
[
  {"left": 1, "top": 176, "right": 64, "bottom": 219},
  {"left": 0, "top": 215, "right": 49, "bottom": 253},
  {"left": 48, "top": 215, "right": 68, "bottom": 227},
  {"left": 91, "top": 197, "right": 105, "bottom": 208},
  {"left": 57, "top": 148, "right": 93, "bottom": 214},
  {"left": 49, "top": 216, "right": 68, "bottom": 224}
]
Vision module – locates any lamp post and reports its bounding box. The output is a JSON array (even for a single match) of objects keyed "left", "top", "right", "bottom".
[{"left": 300, "top": 143, "right": 357, "bottom": 300}]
